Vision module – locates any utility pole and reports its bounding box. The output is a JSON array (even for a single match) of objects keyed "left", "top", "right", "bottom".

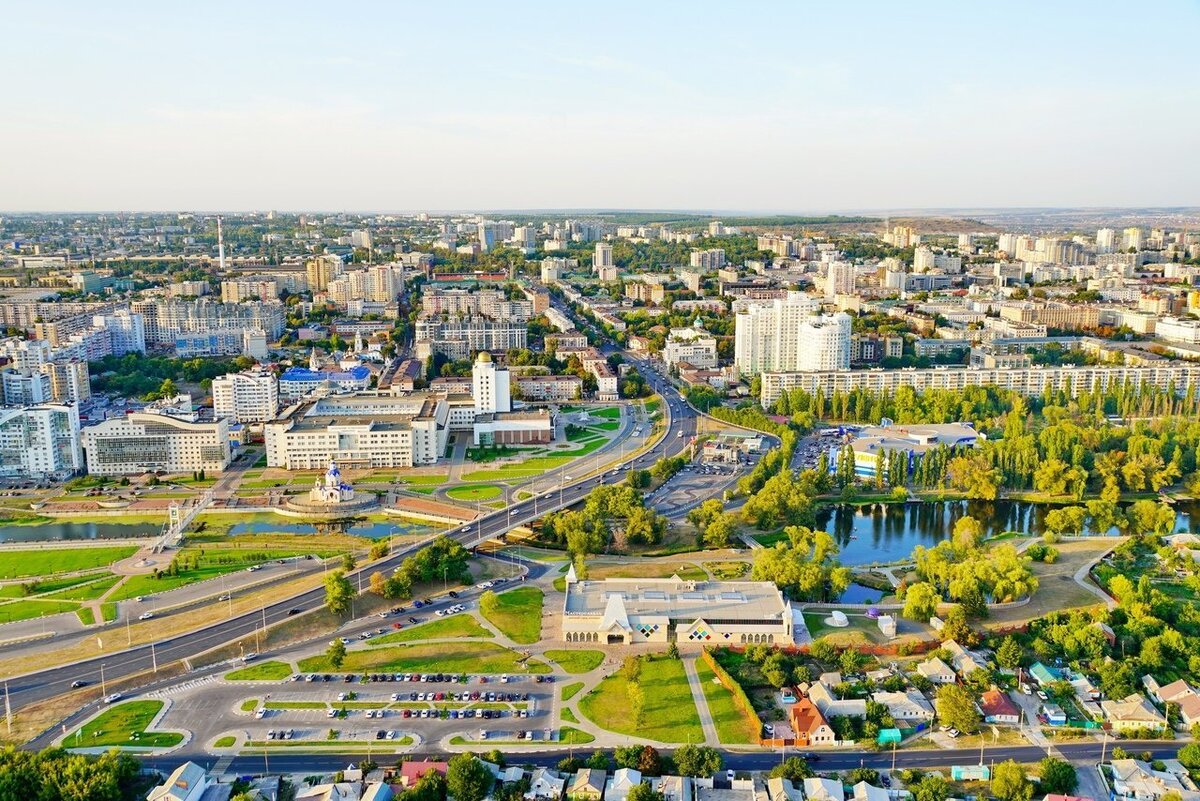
[
  {"left": 151, "top": 641, "right": 158, "bottom": 674},
  {"left": 100, "top": 663, "right": 106, "bottom": 697}
]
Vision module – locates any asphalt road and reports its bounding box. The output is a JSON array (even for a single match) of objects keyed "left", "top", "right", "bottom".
[
  {"left": 139, "top": 739, "right": 1177, "bottom": 776},
  {"left": 5, "top": 354, "right": 696, "bottom": 726}
]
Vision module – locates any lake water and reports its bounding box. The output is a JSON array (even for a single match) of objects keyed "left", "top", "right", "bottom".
[
  {"left": 0, "top": 516, "right": 441, "bottom": 544},
  {"left": 0, "top": 520, "right": 162, "bottom": 544},
  {"left": 820, "top": 499, "right": 1200, "bottom": 567}
]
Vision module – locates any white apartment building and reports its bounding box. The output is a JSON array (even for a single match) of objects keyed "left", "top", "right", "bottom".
[
  {"left": 734, "top": 291, "right": 850, "bottom": 375},
  {"left": 212, "top": 368, "right": 280, "bottom": 423},
  {"left": 91, "top": 310, "right": 146, "bottom": 354},
  {"left": 1, "top": 370, "right": 51, "bottom": 406},
  {"left": 689, "top": 249, "right": 726, "bottom": 270},
  {"left": 1, "top": 338, "right": 52, "bottom": 371},
  {"left": 220, "top": 279, "right": 279, "bottom": 303},
  {"left": 82, "top": 412, "right": 230, "bottom": 476},
  {"left": 825, "top": 261, "right": 855, "bottom": 299},
  {"left": 0, "top": 403, "right": 82, "bottom": 478},
  {"left": 595, "top": 242, "right": 614, "bottom": 272},
  {"left": 472, "top": 352, "right": 511, "bottom": 415},
  {"left": 663, "top": 326, "right": 718, "bottom": 369}
]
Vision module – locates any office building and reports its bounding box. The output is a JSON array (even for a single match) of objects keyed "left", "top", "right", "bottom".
[
  {"left": 82, "top": 409, "right": 231, "bottom": 476},
  {"left": 212, "top": 368, "right": 280, "bottom": 423},
  {"left": 734, "top": 291, "right": 850, "bottom": 375}
]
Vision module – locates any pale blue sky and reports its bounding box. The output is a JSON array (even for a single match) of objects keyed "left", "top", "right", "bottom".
[{"left": 3, "top": 1, "right": 1198, "bottom": 212}]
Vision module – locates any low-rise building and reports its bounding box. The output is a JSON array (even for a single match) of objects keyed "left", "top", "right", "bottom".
[
  {"left": 980, "top": 689, "right": 1021, "bottom": 725},
  {"left": 803, "top": 778, "right": 845, "bottom": 801},
  {"left": 789, "top": 697, "right": 836, "bottom": 747},
  {"left": 515, "top": 375, "right": 583, "bottom": 402},
  {"left": 871, "top": 689, "right": 934, "bottom": 722},
  {"left": 568, "top": 770, "right": 607, "bottom": 801},
  {"left": 915, "top": 656, "right": 956, "bottom": 685},
  {"left": 1102, "top": 694, "right": 1167, "bottom": 733},
  {"left": 561, "top": 576, "right": 792, "bottom": 646}
]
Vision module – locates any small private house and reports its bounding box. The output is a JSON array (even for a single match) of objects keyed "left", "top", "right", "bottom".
[
  {"left": 871, "top": 689, "right": 934, "bottom": 723},
  {"left": 605, "top": 769, "right": 643, "bottom": 801},
  {"left": 1042, "top": 702, "right": 1068, "bottom": 726},
  {"left": 1109, "top": 759, "right": 1200, "bottom": 801},
  {"left": 804, "top": 778, "right": 846, "bottom": 801},
  {"left": 569, "top": 770, "right": 607, "bottom": 801},
  {"left": 808, "top": 682, "right": 867, "bottom": 718},
  {"left": 526, "top": 769, "right": 567, "bottom": 801},
  {"left": 789, "top": 696, "right": 837, "bottom": 746},
  {"left": 980, "top": 689, "right": 1021, "bottom": 725},
  {"left": 852, "top": 783, "right": 889, "bottom": 801},
  {"left": 1102, "top": 694, "right": 1167, "bottom": 733},
  {"left": 649, "top": 776, "right": 693, "bottom": 801},
  {"left": 1029, "top": 662, "right": 1062, "bottom": 687},
  {"left": 766, "top": 777, "right": 804, "bottom": 801},
  {"left": 943, "top": 639, "right": 986, "bottom": 675},
  {"left": 915, "top": 656, "right": 956, "bottom": 685},
  {"left": 147, "top": 763, "right": 223, "bottom": 801},
  {"left": 398, "top": 762, "right": 449, "bottom": 788}
]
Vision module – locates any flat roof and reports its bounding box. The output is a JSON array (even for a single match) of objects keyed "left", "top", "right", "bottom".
[{"left": 565, "top": 577, "right": 787, "bottom": 621}]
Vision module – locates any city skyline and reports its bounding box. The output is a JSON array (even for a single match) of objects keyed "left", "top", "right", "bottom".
[{"left": 3, "top": 0, "right": 1198, "bottom": 212}]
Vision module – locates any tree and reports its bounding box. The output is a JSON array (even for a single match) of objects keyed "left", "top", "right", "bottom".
[
  {"left": 447, "top": 753, "right": 494, "bottom": 801},
  {"left": 952, "top": 516, "right": 984, "bottom": 550},
  {"left": 751, "top": 526, "right": 851, "bottom": 602},
  {"left": 628, "top": 682, "right": 646, "bottom": 727},
  {"left": 324, "top": 569, "right": 354, "bottom": 615},
  {"left": 1177, "top": 743, "right": 1200, "bottom": 770},
  {"left": 369, "top": 571, "right": 387, "bottom": 596},
  {"left": 946, "top": 452, "right": 1001, "bottom": 500},
  {"left": 991, "top": 760, "right": 1033, "bottom": 801},
  {"left": 637, "top": 745, "right": 663, "bottom": 776},
  {"left": 326, "top": 638, "right": 347, "bottom": 669},
  {"left": 902, "top": 582, "right": 940, "bottom": 621},
  {"left": 935, "top": 684, "right": 981, "bottom": 734},
  {"left": 996, "top": 636, "right": 1023, "bottom": 670},
  {"left": 628, "top": 785, "right": 666, "bottom": 801},
  {"left": 910, "top": 774, "right": 951, "bottom": 801},
  {"left": 341, "top": 553, "right": 357, "bottom": 572},
  {"left": 369, "top": 540, "right": 390, "bottom": 560},
  {"left": 1038, "top": 757, "right": 1078, "bottom": 794},
  {"left": 768, "top": 757, "right": 814, "bottom": 781},
  {"left": 673, "top": 744, "right": 722, "bottom": 777}
]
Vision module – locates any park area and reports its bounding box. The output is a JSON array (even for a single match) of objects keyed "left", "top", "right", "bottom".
[
  {"left": 479, "top": 587, "right": 544, "bottom": 644},
  {"left": 298, "top": 641, "right": 550, "bottom": 674}
]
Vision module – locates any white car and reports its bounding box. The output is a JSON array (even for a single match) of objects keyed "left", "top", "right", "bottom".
[
  {"left": 337, "top": 692, "right": 347, "bottom": 701},
  {"left": 255, "top": 708, "right": 266, "bottom": 719},
  {"left": 327, "top": 708, "right": 337, "bottom": 718},
  {"left": 138, "top": 612, "right": 154, "bottom": 620},
  {"left": 103, "top": 693, "right": 122, "bottom": 704}
]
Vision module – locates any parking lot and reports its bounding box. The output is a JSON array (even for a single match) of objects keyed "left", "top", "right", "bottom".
[{"left": 648, "top": 459, "right": 743, "bottom": 519}]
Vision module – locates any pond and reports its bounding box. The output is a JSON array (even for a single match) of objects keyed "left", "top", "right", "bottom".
[
  {"left": 0, "top": 515, "right": 442, "bottom": 543},
  {"left": 0, "top": 519, "right": 163, "bottom": 544},
  {"left": 820, "top": 498, "right": 1200, "bottom": 567}
]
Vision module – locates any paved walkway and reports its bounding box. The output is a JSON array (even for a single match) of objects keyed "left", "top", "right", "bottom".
[{"left": 682, "top": 656, "right": 719, "bottom": 746}]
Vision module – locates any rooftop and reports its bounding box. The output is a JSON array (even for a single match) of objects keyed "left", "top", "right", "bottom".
[{"left": 564, "top": 577, "right": 788, "bottom": 621}]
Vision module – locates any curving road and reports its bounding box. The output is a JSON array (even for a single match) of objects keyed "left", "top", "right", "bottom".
[{"left": 4, "top": 357, "right": 696, "bottom": 725}]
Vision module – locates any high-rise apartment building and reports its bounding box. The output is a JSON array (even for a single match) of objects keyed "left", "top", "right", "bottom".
[
  {"left": 0, "top": 403, "right": 82, "bottom": 478},
  {"left": 212, "top": 368, "right": 279, "bottom": 423},
  {"left": 1122, "top": 227, "right": 1143, "bottom": 251},
  {"left": 734, "top": 291, "right": 850, "bottom": 375},
  {"left": 825, "top": 261, "right": 855, "bottom": 298},
  {"left": 471, "top": 352, "right": 511, "bottom": 415},
  {"left": 594, "top": 242, "right": 614, "bottom": 273},
  {"left": 1096, "top": 228, "right": 1117, "bottom": 254},
  {"left": 306, "top": 255, "right": 344, "bottom": 292}
]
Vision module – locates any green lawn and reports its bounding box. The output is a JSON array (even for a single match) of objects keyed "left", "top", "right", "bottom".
[
  {"left": 589, "top": 421, "right": 620, "bottom": 431},
  {"left": 76, "top": 607, "right": 96, "bottom": 626},
  {"left": 561, "top": 707, "right": 579, "bottom": 724},
  {"left": 446, "top": 484, "right": 503, "bottom": 502},
  {"left": 694, "top": 656, "right": 760, "bottom": 744},
  {"left": 0, "top": 546, "right": 138, "bottom": 579},
  {"left": 544, "top": 649, "right": 604, "bottom": 674},
  {"left": 479, "top": 587, "right": 543, "bottom": 644},
  {"left": 0, "top": 599, "right": 80, "bottom": 623},
  {"left": 579, "top": 655, "right": 703, "bottom": 744},
  {"left": 9, "top": 572, "right": 108, "bottom": 596},
  {"left": 592, "top": 407, "right": 621, "bottom": 419},
  {"left": 44, "top": 574, "right": 123, "bottom": 601},
  {"left": 399, "top": 475, "right": 450, "bottom": 486},
  {"left": 68, "top": 700, "right": 182, "bottom": 748},
  {"left": 214, "top": 736, "right": 236, "bottom": 748},
  {"left": 372, "top": 614, "right": 493, "bottom": 644},
  {"left": 461, "top": 437, "right": 609, "bottom": 482},
  {"left": 226, "top": 660, "right": 293, "bottom": 681},
  {"left": 107, "top": 564, "right": 249, "bottom": 601},
  {"left": 561, "top": 682, "right": 585, "bottom": 702},
  {"left": 298, "top": 642, "right": 550, "bottom": 674},
  {"left": 101, "top": 602, "right": 118, "bottom": 622},
  {"left": 560, "top": 726, "right": 596, "bottom": 745},
  {"left": 239, "top": 699, "right": 260, "bottom": 712}
]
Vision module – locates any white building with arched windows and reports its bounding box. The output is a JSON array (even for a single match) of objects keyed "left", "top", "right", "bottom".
[{"left": 561, "top": 573, "right": 794, "bottom": 646}]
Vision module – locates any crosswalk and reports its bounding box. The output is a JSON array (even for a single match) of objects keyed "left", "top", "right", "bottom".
[
  {"left": 145, "top": 674, "right": 218, "bottom": 698},
  {"left": 211, "top": 755, "right": 234, "bottom": 776}
]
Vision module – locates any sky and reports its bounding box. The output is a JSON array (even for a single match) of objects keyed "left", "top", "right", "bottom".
[{"left": 3, "top": 1, "right": 1198, "bottom": 213}]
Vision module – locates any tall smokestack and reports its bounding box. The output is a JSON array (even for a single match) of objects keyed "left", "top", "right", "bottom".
[{"left": 217, "top": 215, "right": 227, "bottom": 272}]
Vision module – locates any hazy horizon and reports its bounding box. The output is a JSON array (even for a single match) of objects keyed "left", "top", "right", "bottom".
[{"left": 4, "top": 0, "right": 1198, "bottom": 212}]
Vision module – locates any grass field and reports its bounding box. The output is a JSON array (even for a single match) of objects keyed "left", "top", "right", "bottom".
[
  {"left": 226, "top": 660, "right": 293, "bottom": 681},
  {"left": 373, "top": 614, "right": 493, "bottom": 644},
  {"left": 298, "top": 642, "right": 551, "bottom": 674},
  {"left": 587, "top": 561, "right": 707, "bottom": 581},
  {"left": 693, "top": 655, "right": 760, "bottom": 744},
  {"left": 0, "top": 599, "right": 80, "bottom": 623},
  {"left": 703, "top": 561, "right": 750, "bottom": 580},
  {"left": 446, "top": 484, "right": 503, "bottom": 502},
  {"left": 239, "top": 699, "right": 260, "bottom": 712},
  {"left": 988, "top": 538, "right": 1115, "bottom": 626},
  {"left": 106, "top": 564, "right": 247, "bottom": 602},
  {"left": 559, "top": 726, "right": 595, "bottom": 744},
  {"left": 75, "top": 607, "right": 95, "bottom": 626},
  {"left": 561, "top": 682, "right": 585, "bottom": 702},
  {"left": 479, "top": 587, "right": 543, "bottom": 644},
  {"left": 0, "top": 546, "right": 138, "bottom": 580},
  {"left": 561, "top": 707, "right": 579, "bottom": 724},
  {"left": 544, "top": 649, "right": 604, "bottom": 674},
  {"left": 101, "top": 602, "right": 118, "bottom": 622},
  {"left": 461, "top": 436, "right": 610, "bottom": 482},
  {"left": 68, "top": 700, "right": 182, "bottom": 748},
  {"left": 214, "top": 736, "right": 236, "bottom": 747},
  {"left": 591, "top": 407, "right": 621, "bottom": 419},
  {"left": 579, "top": 654, "right": 702, "bottom": 744},
  {"left": 398, "top": 475, "right": 449, "bottom": 486},
  {"left": 44, "top": 574, "right": 123, "bottom": 601}
]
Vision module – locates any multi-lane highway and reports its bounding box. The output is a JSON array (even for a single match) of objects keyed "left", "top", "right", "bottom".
[{"left": 4, "top": 353, "right": 697, "bottom": 725}]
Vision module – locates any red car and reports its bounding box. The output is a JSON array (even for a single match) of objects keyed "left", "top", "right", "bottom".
[{"left": 392, "top": 622, "right": 404, "bottom": 629}]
